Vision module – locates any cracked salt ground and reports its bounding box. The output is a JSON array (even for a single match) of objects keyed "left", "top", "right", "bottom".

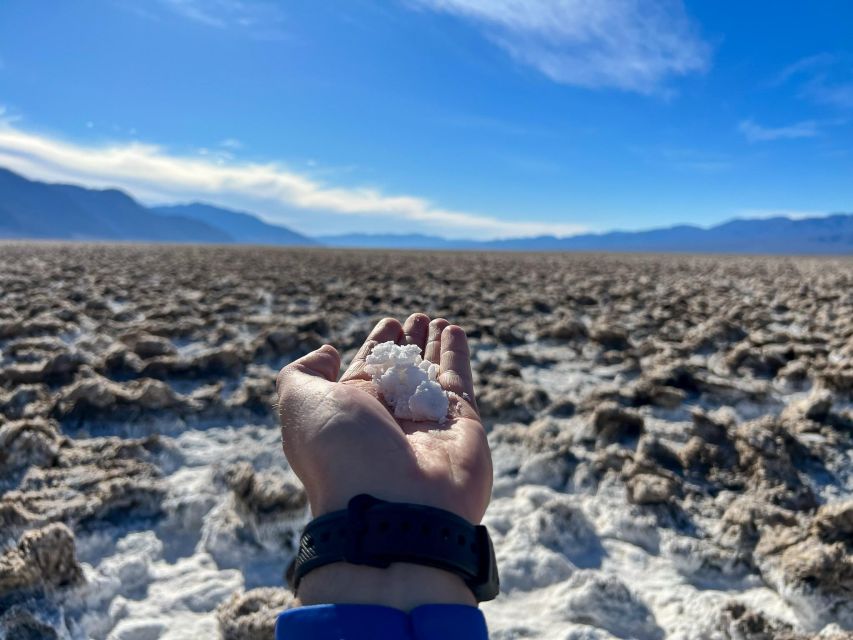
[
  {"left": 477, "top": 342, "right": 853, "bottom": 639},
  {"left": 62, "top": 424, "right": 309, "bottom": 640},
  {"left": 3, "top": 248, "right": 853, "bottom": 639},
  {"left": 481, "top": 482, "right": 796, "bottom": 639}
]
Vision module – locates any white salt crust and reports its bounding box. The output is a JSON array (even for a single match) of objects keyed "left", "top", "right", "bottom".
[
  {"left": 13, "top": 345, "right": 852, "bottom": 639},
  {"left": 364, "top": 341, "right": 450, "bottom": 422}
]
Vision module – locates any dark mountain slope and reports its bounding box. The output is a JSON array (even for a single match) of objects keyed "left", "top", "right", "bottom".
[
  {"left": 151, "top": 203, "right": 316, "bottom": 246},
  {"left": 0, "top": 168, "right": 229, "bottom": 242}
]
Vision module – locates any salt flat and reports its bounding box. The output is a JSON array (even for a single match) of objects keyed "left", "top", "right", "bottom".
[{"left": 1, "top": 244, "right": 851, "bottom": 639}]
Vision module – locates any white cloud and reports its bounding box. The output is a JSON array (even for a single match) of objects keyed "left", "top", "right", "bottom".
[
  {"left": 0, "top": 105, "right": 21, "bottom": 125},
  {"left": 411, "top": 0, "right": 711, "bottom": 94},
  {"left": 737, "top": 209, "right": 824, "bottom": 221},
  {"left": 737, "top": 119, "right": 820, "bottom": 143},
  {"left": 658, "top": 147, "right": 732, "bottom": 173},
  {"left": 810, "top": 82, "right": 853, "bottom": 109},
  {"left": 0, "top": 124, "right": 586, "bottom": 239},
  {"left": 155, "top": 0, "right": 287, "bottom": 38},
  {"left": 771, "top": 53, "right": 853, "bottom": 109},
  {"left": 219, "top": 137, "right": 242, "bottom": 149},
  {"left": 770, "top": 53, "right": 836, "bottom": 87}
]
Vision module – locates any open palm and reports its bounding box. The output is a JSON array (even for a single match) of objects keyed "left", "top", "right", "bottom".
[{"left": 276, "top": 314, "right": 492, "bottom": 524}]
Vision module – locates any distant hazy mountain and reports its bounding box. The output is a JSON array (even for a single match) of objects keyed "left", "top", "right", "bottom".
[
  {"left": 321, "top": 215, "right": 853, "bottom": 254},
  {"left": 0, "top": 168, "right": 230, "bottom": 243},
  {"left": 152, "top": 203, "right": 315, "bottom": 246},
  {"left": 2, "top": 165, "right": 851, "bottom": 254},
  {"left": 318, "top": 233, "right": 473, "bottom": 249},
  {"left": 0, "top": 168, "right": 313, "bottom": 246},
  {"left": 487, "top": 215, "right": 853, "bottom": 254}
]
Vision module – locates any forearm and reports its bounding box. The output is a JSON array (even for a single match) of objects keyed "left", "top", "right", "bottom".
[{"left": 295, "top": 562, "right": 477, "bottom": 611}]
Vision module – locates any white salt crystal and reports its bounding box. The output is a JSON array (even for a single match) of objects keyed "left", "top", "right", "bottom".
[{"left": 365, "top": 341, "right": 449, "bottom": 422}]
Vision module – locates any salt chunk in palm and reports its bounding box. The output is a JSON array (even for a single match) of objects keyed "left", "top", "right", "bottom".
[{"left": 364, "top": 341, "right": 449, "bottom": 422}]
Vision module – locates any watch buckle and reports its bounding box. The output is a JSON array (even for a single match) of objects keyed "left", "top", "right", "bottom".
[
  {"left": 469, "top": 525, "right": 500, "bottom": 602},
  {"left": 344, "top": 493, "right": 392, "bottom": 569}
]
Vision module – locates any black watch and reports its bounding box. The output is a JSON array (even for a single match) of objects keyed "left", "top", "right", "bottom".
[{"left": 290, "top": 494, "right": 500, "bottom": 602}]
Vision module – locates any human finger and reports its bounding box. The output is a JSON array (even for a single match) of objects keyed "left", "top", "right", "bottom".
[
  {"left": 403, "top": 313, "right": 430, "bottom": 355},
  {"left": 276, "top": 344, "right": 341, "bottom": 433},
  {"left": 340, "top": 317, "right": 404, "bottom": 382},
  {"left": 438, "top": 325, "right": 477, "bottom": 409},
  {"left": 424, "top": 317, "right": 449, "bottom": 364},
  {"left": 277, "top": 344, "right": 341, "bottom": 392}
]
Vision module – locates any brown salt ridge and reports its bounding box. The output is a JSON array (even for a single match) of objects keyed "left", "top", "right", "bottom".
[{"left": 0, "top": 243, "right": 850, "bottom": 639}]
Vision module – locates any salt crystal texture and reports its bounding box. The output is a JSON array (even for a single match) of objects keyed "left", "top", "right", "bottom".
[{"left": 364, "top": 341, "right": 449, "bottom": 422}]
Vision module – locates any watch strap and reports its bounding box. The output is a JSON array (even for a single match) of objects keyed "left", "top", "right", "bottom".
[{"left": 292, "top": 494, "right": 500, "bottom": 602}]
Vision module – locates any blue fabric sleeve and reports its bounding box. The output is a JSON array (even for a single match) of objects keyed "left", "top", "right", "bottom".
[{"left": 275, "top": 604, "right": 489, "bottom": 639}]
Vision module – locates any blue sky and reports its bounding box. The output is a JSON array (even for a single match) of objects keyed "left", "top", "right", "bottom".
[{"left": 0, "top": 0, "right": 852, "bottom": 239}]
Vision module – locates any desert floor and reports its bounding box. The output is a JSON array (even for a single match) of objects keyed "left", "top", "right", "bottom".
[{"left": 1, "top": 244, "right": 851, "bottom": 640}]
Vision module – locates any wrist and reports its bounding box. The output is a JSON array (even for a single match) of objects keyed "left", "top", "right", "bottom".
[{"left": 295, "top": 561, "right": 477, "bottom": 612}]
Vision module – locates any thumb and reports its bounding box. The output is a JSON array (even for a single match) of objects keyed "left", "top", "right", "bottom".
[
  {"left": 277, "top": 344, "right": 341, "bottom": 390},
  {"left": 277, "top": 345, "right": 342, "bottom": 469}
]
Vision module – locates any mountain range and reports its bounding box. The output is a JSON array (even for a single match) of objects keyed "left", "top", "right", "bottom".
[
  {"left": 1, "top": 167, "right": 851, "bottom": 254},
  {"left": 151, "top": 203, "right": 313, "bottom": 246},
  {"left": 0, "top": 168, "right": 314, "bottom": 246}
]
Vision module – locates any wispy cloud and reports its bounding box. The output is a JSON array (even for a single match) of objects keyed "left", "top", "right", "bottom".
[
  {"left": 116, "top": 0, "right": 288, "bottom": 38},
  {"left": 158, "top": 0, "right": 284, "bottom": 29},
  {"left": 659, "top": 147, "right": 732, "bottom": 173},
  {"left": 0, "top": 124, "right": 586, "bottom": 239},
  {"left": 410, "top": 0, "right": 712, "bottom": 94},
  {"left": 772, "top": 53, "right": 853, "bottom": 109},
  {"left": 437, "top": 112, "right": 552, "bottom": 137},
  {"left": 810, "top": 82, "right": 853, "bottom": 110},
  {"left": 737, "top": 208, "right": 824, "bottom": 221},
  {"left": 770, "top": 53, "right": 836, "bottom": 87},
  {"left": 633, "top": 145, "right": 732, "bottom": 173},
  {"left": 737, "top": 119, "right": 820, "bottom": 143},
  {"left": 0, "top": 104, "right": 22, "bottom": 125},
  {"left": 219, "top": 137, "right": 243, "bottom": 149}
]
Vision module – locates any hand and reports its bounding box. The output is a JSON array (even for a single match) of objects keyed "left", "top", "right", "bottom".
[{"left": 276, "top": 314, "right": 493, "bottom": 610}]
